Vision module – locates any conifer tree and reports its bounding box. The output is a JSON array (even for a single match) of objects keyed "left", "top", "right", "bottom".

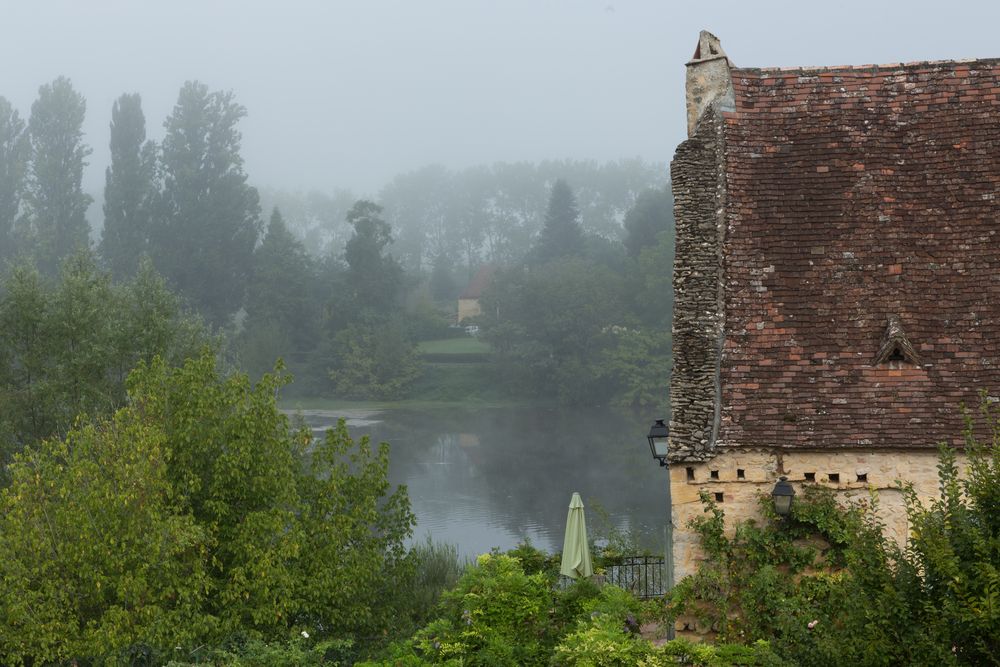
[
  {"left": 242, "top": 208, "right": 319, "bottom": 378},
  {"left": 534, "top": 179, "right": 584, "bottom": 262},
  {"left": 100, "top": 93, "right": 157, "bottom": 279},
  {"left": 23, "top": 77, "right": 93, "bottom": 275}
]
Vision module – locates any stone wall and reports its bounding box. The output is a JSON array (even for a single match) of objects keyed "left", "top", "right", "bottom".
[
  {"left": 668, "top": 107, "right": 727, "bottom": 462},
  {"left": 669, "top": 446, "right": 963, "bottom": 635},
  {"left": 684, "top": 31, "right": 735, "bottom": 136}
]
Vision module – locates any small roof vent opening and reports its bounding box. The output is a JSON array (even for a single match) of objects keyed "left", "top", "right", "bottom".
[{"left": 874, "top": 315, "right": 920, "bottom": 365}]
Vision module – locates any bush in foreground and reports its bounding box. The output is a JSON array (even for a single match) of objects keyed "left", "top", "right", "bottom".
[{"left": 0, "top": 352, "right": 415, "bottom": 665}]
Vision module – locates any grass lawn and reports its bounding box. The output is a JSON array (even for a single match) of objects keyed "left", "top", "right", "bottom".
[
  {"left": 279, "top": 338, "right": 527, "bottom": 410},
  {"left": 417, "top": 337, "right": 492, "bottom": 355}
]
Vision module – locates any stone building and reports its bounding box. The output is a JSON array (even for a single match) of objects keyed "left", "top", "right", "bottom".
[
  {"left": 668, "top": 31, "right": 1000, "bottom": 587},
  {"left": 457, "top": 264, "right": 495, "bottom": 323}
]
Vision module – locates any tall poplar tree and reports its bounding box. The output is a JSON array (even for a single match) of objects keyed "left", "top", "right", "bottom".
[
  {"left": 23, "top": 77, "right": 93, "bottom": 276},
  {"left": 100, "top": 93, "right": 157, "bottom": 279},
  {"left": 0, "top": 97, "right": 27, "bottom": 262},
  {"left": 152, "top": 81, "right": 261, "bottom": 326}
]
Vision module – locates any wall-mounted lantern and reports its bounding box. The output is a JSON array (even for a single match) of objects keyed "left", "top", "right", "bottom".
[
  {"left": 647, "top": 419, "right": 669, "bottom": 467},
  {"left": 771, "top": 476, "right": 795, "bottom": 517}
]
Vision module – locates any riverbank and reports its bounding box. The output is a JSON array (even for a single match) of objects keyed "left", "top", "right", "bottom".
[{"left": 280, "top": 336, "right": 540, "bottom": 411}]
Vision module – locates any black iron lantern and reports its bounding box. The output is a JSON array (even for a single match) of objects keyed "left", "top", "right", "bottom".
[
  {"left": 647, "top": 419, "right": 669, "bottom": 467},
  {"left": 772, "top": 476, "right": 795, "bottom": 517}
]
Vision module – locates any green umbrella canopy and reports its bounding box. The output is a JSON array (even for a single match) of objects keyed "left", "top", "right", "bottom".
[{"left": 559, "top": 492, "right": 594, "bottom": 579}]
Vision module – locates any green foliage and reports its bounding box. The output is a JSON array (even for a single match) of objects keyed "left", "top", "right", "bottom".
[
  {"left": 665, "top": 445, "right": 1000, "bottom": 667},
  {"left": 22, "top": 76, "right": 93, "bottom": 276},
  {"left": 153, "top": 80, "right": 261, "bottom": 326},
  {"left": 100, "top": 92, "right": 158, "bottom": 280},
  {"left": 0, "top": 352, "right": 416, "bottom": 663},
  {"left": 344, "top": 200, "right": 403, "bottom": 315},
  {"left": 655, "top": 638, "right": 789, "bottom": 667},
  {"left": 0, "top": 96, "right": 27, "bottom": 262},
  {"left": 598, "top": 328, "right": 671, "bottom": 410},
  {"left": 378, "top": 159, "right": 664, "bottom": 270},
  {"left": 624, "top": 187, "right": 674, "bottom": 259},
  {"left": 502, "top": 540, "right": 562, "bottom": 577},
  {"left": 636, "top": 228, "right": 674, "bottom": 327},
  {"left": 329, "top": 318, "right": 421, "bottom": 399},
  {"left": 241, "top": 208, "right": 322, "bottom": 385},
  {"left": 480, "top": 258, "right": 627, "bottom": 405},
  {"left": 408, "top": 553, "right": 564, "bottom": 666},
  {"left": 0, "top": 392, "right": 212, "bottom": 664},
  {"left": 400, "top": 539, "right": 470, "bottom": 635},
  {"left": 429, "top": 254, "right": 458, "bottom": 302},
  {"left": 551, "top": 587, "right": 652, "bottom": 667},
  {"left": 166, "top": 637, "right": 355, "bottom": 666},
  {"left": 0, "top": 252, "right": 211, "bottom": 467},
  {"left": 534, "top": 179, "right": 584, "bottom": 263}
]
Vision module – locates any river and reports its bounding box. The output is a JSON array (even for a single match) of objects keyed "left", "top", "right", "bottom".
[{"left": 289, "top": 405, "right": 671, "bottom": 561}]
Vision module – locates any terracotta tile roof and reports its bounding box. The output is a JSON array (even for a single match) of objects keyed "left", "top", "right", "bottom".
[
  {"left": 459, "top": 264, "right": 496, "bottom": 299},
  {"left": 718, "top": 59, "right": 1000, "bottom": 450}
]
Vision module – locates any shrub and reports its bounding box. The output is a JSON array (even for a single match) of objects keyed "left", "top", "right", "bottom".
[{"left": 0, "top": 353, "right": 415, "bottom": 664}]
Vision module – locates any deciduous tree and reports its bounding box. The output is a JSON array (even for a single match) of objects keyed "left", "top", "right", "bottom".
[
  {"left": 22, "top": 77, "right": 92, "bottom": 275},
  {"left": 153, "top": 81, "right": 261, "bottom": 326},
  {"left": 100, "top": 93, "right": 158, "bottom": 279},
  {"left": 0, "top": 97, "right": 27, "bottom": 262}
]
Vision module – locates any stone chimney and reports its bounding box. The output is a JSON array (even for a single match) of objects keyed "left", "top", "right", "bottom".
[{"left": 685, "top": 31, "right": 735, "bottom": 136}]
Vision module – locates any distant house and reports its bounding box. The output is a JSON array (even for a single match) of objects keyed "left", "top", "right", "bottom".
[
  {"left": 458, "top": 265, "right": 496, "bottom": 323},
  {"left": 667, "top": 30, "right": 1000, "bottom": 632}
]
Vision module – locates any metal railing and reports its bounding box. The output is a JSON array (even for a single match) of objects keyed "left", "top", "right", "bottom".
[
  {"left": 604, "top": 555, "right": 666, "bottom": 599},
  {"left": 558, "top": 555, "right": 667, "bottom": 600}
]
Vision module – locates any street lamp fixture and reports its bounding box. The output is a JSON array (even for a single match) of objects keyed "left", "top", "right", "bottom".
[
  {"left": 772, "top": 476, "right": 795, "bottom": 517},
  {"left": 647, "top": 419, "right": 669, "bottom": 467}
]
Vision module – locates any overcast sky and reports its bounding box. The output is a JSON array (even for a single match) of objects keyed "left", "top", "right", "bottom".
[{"left": 3, "top": 0, "right": 999, "bottom": 200}]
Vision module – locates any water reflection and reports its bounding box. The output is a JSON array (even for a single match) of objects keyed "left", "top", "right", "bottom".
[{"left": 292, "top": 406, "right": 670, "bottom": 560}]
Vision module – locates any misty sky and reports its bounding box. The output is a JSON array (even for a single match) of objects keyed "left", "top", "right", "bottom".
[{"left": 4, "top": 0, "right": 1000, "bottom": 200}]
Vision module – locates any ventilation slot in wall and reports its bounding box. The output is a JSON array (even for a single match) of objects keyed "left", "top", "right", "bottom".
[
  {"left": 828, "top": 473, "right": 840, "bottom": 483},
  {"left": 804, "top": 472, "right": 816, "bottom": 482},
  {"left": 714, "top": 492, "right": 724, "bottom": 502},
  {"left": 686, "top": 467, "right": 695, "bottom": 481},
  {"left": 857, "top": 473, "right": 868, "bottom": 482},
  {"left": 737, "top": 468, "right": 745, "bottom": 480},
  {"left": 710, "top": 470, "right": 719, "bottom": 480}
]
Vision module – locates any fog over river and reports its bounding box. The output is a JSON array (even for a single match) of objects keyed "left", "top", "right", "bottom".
[{"left": 292, "top": 405, "right": 670, "bottom": 560}]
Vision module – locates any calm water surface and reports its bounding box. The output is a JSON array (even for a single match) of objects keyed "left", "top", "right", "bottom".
[{"left": 290, "top": 406, "right": 671, "bottom": 560}]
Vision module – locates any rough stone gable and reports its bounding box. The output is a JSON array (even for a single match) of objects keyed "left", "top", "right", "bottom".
[{"left": 671, "top": 54, "right": 1000, "bottom": 460}]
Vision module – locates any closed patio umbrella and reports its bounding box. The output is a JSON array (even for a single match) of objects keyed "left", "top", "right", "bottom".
[{"left": 559, "top": 492, "right": 593, "bottom": 579}]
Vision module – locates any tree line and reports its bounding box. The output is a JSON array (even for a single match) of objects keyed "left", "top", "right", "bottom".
[{"left": 0, "top": 77, "right": 671, "bottom": 403}]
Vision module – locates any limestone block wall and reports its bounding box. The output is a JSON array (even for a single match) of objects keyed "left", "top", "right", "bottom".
[{"left": 669, "top": 447, "right": 960, "bottom": 583}]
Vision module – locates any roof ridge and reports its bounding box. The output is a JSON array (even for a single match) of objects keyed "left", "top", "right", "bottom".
[{"left": 734, "top": 57, "right": 1000, "bottom": 77}]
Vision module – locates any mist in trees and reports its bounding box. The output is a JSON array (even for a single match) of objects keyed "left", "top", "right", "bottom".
[
  {"left": 21, "top": 78, "right": 92, "bottom": 276},
  {"left": 0, "top": 251, "right": 211, "bottom": 472},
  {"left": 152, "top": 82, "right": 262, "bottom": 326},
  {"left": 100, "top": 93, "right": 157, "bottom": 279},
  {"left": 479, "top": 179, "right": 674, "bottom": 407},
  {"left": 0, "top": 97, "right": 26, "bottom": 264},
  {"left": 0, "top": 73, "right": 676, "bottom": 409}
]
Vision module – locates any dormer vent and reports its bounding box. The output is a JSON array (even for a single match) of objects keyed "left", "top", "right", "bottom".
[{"left": 874, "top": 315, "right": 920, "bottom": 365}]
